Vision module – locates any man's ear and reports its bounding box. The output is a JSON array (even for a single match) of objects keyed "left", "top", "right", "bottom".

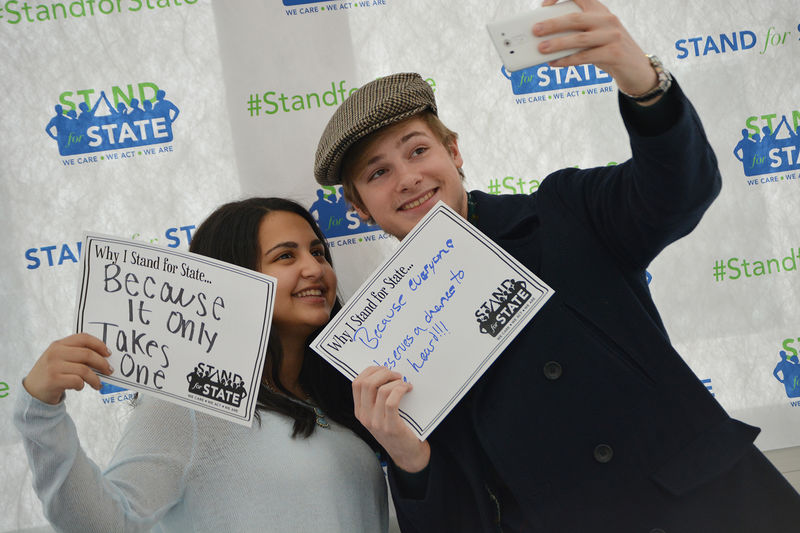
[
  {"left": 352, "top": 203, "right": 373, "bottom": 223},
  {"left": 448, "top": 138, "right": 464, "bottom": 169}
]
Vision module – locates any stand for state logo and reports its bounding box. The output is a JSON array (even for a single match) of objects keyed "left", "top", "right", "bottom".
[
  {"left": 475, "top": 279, "right": 539, "bottom": 338},
  {"left": 310, "top": 186, "right": 383, "bottom": 239},
  {"left": 187, "top": 363, "right": 248, "bottom": 408},
  {"left": 45, "top": 87, "right": 179, "bottom": 157},
  {"left": 774, "top": 337, "right": 800, "bottom": 401},
  {"left": 734, "top": 112, "right": 800, "bottom": 184}
]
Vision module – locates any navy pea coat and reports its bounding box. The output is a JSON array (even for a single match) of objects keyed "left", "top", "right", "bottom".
[{"left": 388, "top": 85, "right": 800, "bottom": 532}]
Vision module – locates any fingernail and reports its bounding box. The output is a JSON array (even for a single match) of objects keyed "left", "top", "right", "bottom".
[
  {"left": 107, "top": 366, "right": 114, "bottom": 374},
  {"left": 540, "top": 40, "right": 551, "bottom": 52},
  {"left": 533, "top": 23, "right": 543, "bottom": 34},
  {"left": 105, "top": 346, "right": 112, "bottom": 356}
]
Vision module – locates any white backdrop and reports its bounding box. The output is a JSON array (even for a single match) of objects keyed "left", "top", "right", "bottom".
[{"left": 2, "top": 0, "right": 799, "bottom": 530}]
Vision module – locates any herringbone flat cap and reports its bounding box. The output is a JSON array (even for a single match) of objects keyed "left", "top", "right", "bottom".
[{"left": 314, "top": 73, "right": 437, "bottom": 185}]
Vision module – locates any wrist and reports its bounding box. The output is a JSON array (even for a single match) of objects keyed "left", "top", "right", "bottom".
[
  {"left": 619, "top": 54, "right": 673, "bottom": 105},
  {"left": 391, "top": 440, "right": 431, "bottom": 473},
  {"left": 22, "top": 376, "right": 63, "bottom": 405}
]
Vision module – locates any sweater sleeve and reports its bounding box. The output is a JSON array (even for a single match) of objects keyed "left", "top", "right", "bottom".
[{"left": 13, "top": 385, "right": 196, "bottom": 533}]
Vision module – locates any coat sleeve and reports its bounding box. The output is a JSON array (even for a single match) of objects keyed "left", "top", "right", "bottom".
[
  {"left": 541, "top": 81, "right": 722, "bottom": 272},
  {"left": 386, "top": 441, "right": 493, "bottom": 533},
  {"left": 13, "top": 387, "right": 196, "bottom": 533}
]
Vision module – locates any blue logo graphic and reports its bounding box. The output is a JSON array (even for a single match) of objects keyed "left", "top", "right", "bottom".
[
  {"left": 734, "top": 115, "right": 800, "bottom": 177},
  {"left": 99, "top": 382, "right": 127, "bottom": 395},
  {"left": 502, "top": 63, "right": 611, "bottom": 95},
  {"left": 773, "top": 350, "right": 800, "bottom": 398},
  {"left": 45, "top": 89, "right": 179, "bottom": 156},
  {"left": 99, "top": 381, "right": 136, "bottom": 405},
  {"left": 310, "top": 186, "right": 382, "bottom": 238}
]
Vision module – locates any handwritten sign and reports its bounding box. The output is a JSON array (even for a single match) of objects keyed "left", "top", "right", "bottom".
[
  {"left": 311, "top": 202, "right": 553, "bottom": 439},
  {"left": 75, "top": 233, "right": 275, "bottom": 426}
]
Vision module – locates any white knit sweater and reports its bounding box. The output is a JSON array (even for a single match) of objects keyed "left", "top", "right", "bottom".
[{"left": 14, "top": 386, "right": 388, "bottom": 532}]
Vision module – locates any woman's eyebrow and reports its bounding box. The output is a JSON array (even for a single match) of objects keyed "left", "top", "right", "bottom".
[
  {"left": 263, "top": 241, "right": 297, "bottom": 255},
  {"left": 265, "top": 239, "right": 324, "bottom": 255}
]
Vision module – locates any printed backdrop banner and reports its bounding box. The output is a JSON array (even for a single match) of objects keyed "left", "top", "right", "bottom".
[{"left": 1, "top": 0, "right": 798, "bottom": 530}]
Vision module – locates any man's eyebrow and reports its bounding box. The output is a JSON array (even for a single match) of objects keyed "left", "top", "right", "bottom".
[
  {"left": 363, "top": 153, "right": 384, "bottom": 168},
  {"left": 362, "top": 131, "right": 428, "bottom": 168},
  {"left": 398, "top": 130, "right": 426, "bottom": 146}
]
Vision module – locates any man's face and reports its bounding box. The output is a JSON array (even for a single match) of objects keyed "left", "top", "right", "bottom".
[{"left": 344, "top": 116, "right": 467, "bottom": 240}]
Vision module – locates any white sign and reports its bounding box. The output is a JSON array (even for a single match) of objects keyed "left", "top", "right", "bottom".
[
  {"left": 76, "top": 233, "right": 275, "bottom": 427},
  {"left": 312, "top": 202, "right": 554, "bottom": 439}
]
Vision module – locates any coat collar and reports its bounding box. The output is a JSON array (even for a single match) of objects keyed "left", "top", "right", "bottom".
[{"left": 467, "top": 190, "right": 538, "bottom": 239}]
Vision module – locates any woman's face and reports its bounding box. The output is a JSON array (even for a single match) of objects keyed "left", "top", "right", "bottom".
[{"left": 257, "top": 211, "right": 337, "bottom": 341}]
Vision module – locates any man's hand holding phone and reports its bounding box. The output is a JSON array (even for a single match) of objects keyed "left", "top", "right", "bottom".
[{"left": 488, "top": 0, "right": 659, "bottom": 100}]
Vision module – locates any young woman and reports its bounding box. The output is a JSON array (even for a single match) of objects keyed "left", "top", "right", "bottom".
[{"left": 14, "top": 198, "right": 388, "bottom": 533}]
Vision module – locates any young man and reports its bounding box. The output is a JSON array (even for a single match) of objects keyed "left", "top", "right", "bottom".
[{"left": 314, "top": 1, "right": 800, "bottom": 531}]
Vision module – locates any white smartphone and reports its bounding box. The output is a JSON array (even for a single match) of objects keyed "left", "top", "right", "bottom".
[{"left": 486, "top": 1, "right": 584, "bottom": 72}]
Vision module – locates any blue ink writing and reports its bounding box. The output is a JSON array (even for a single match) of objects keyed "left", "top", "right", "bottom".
[
  {"left": 408, "top": 238, "right": 455, "bottom": 291},
  {"left": 354, "top": 294, "right": 407, "bottom": 350},
  {"left": 374, "top": 334, "right": 415, "bottom": 371},
  {"left": 423, "top": 269, "right": 465, "bottom": 324},
  {"left": 407, "top": 321, "right": 449, "bottom": 373}
]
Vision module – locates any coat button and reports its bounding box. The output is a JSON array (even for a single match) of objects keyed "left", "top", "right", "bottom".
[
  {"left": 543, "top": 361, "right": 562, "bottom": 380},
  {"left": 593, "top": 444, "right": 613, "bottom": 463}
]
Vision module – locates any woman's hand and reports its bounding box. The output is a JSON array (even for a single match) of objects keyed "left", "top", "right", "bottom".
[
  {"left": 353, "top": 366, "right": 431, "bottom": 473},
  {"left": 23, "top": 333, "right": 113, "bottom": 405}
]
